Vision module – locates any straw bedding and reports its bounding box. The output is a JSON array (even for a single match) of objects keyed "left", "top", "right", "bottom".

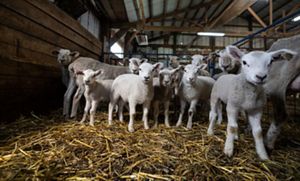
[{"left": 0, "top": 109, "right": 299, "bottom": 180}]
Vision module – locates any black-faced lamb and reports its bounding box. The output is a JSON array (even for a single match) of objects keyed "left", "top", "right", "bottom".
[
  {"left": 207, "top": 45, "right": 296, "bottom": 160},
  {"left": 152, "top": 67, "right": 182, "bottom": 128}
]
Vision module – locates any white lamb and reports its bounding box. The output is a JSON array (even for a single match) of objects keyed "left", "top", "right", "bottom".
[
  {"left": 207, "top": 45, "right": 296, "bottom": 160},
  {"left": 108, "top": 62, "right": 162, "bottom": 132},
  {"left": 152, "top": 67, "right": 182, "bottom": 128},
  {"left": 191, "top": 54, "right": 205, "bottom": 66},
  {"left": 75, "top": 69, "right": 113, "bottom": 126},
  {"left": 175, "top": 64, "right": 216, "bottom": 129}
]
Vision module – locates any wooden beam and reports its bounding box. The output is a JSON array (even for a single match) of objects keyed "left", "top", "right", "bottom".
[
  {"left": 133, "top": 0, "right": 141, "bottom": 20},
  {"left": 269, "top": 0, "right": 273, "bottom": 25},
  {"left": 148, "top": 33, "right": 170, "bottom": 42},
  {"left": 180, "top": 0, "right": 194, "bottom": 27},
  {"left": 99, "top": 0, "right": 117, "bottom": 20},
  {"left": 188, "top": 0, "right": 203, "bottom": 26},
  {"left": 143, "top": 25, "right": 204, "bottom": 32},
  {"left": 171, "top": 0, "right": 181, "bottom": 26},
  {"left": 109, "top": 28, "right": 128, "bottom": 47},
  {"left": 138, "top": 0, "right": 145, "bottom": 25},
  {"left": 247, "top": 7, "right": 267, "bottom": 28},
  {"left": 147, "top": 0, "right": 222, "bottom": 23},
  {"left": 208, "top": 0, "right": 257, "bottom": 29}
]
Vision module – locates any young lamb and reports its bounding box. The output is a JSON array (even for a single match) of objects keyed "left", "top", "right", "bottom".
[
  {"left": 75, "top": 69, "right": 114, "bottom": 126},
  {"left": 152, "top": 67, "right": 182, "bottom": 128},
  {"left": 207, "top": 45, "right": 296, "bottom": 160},
  {"left": 213, "top": 50, "right": 241, "bottom": 80},
  {"left": 69, "top": 57, "right": 145, "bottom": 118},
  {"left": 191, "top": 54, "right": 205, "bottom": 66},
  {"left": 52, "top": 49, "right": 80, "bottom": 87},
  {"left": 175, "top": 64, "right": 216, "bottom": 129},
  {"left": 108, "top": 62, "right": 162, "bottom": 132},
  {"left": 169, "top": 56, "right": 180, "bottom": 68}
]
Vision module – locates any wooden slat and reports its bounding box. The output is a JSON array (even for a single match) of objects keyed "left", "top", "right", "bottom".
[
  {"left": 0, "top": 0, "right": 101, "bottom": 55},
  {"left": 0, "top": 5, "right": 100, "bottom": 58},
  {"left": 25, "top": 0, "right": 101, "bottom": 48}
]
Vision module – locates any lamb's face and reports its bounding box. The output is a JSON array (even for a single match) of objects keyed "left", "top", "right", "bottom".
[
  {"left": 138, "top": 63, "right": 161, "bottom": 84},
  {"left": 129, "top": 58, "right": 145, "bottom": 74},
  {"left": 226, "top": 45, "right": 297, "bottom": 85},
  {"left": 82, "top": 69, "right": 102, "bottom": 85},
  {"left": 183, "top": 64, "right": 199, "bottom": 85},
  {"left": 171, "top": 66, "right": 184, "bottom": 95},
  {"left": 169, "top": 56, "right": 179, "bottom": 68},
  {"left": 241, "top": 52, "right": 273, "bottom": 85},
  {"left": 159, "top": 69, "right": 173, "bottom": 87},
  {"left": 219, "top": 53, "right": 235, "bottom": 72},
  {"left": 191, "top": 54, "right": 204, "bottom": 66},
  {"left": 57, "top": 49, "right": 72, "bottom": 65}
]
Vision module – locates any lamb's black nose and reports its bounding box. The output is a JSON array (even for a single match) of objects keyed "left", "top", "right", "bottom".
[
  {"left": 223, "top": 65, "right": 229, "bottom": 70},
  {"left": 256, "top": 75, "right": 267, "bottom": 81},
  {"left": 144, "top": 76, "right": 150, "bottom": 81}
]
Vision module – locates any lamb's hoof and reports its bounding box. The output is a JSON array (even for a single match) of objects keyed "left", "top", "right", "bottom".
[
  {"left": 207, "top": 129, "right": 214, "bottom": 136},
  {"left": 224, "top": 147, "right": 234, "bottom": 157},
  {"left": 165, "top": 124, "right": 171, "bottom": 128},
  {"left": 128, "top": 127, "right": 135, "bottom": 133},
  {"left": 259, "top": 155, "right": 270, "bottom": 161},
  {"left": 144, "top": 125, "right": 150, "bottom": 130},
  {"left": 119, "top": 120, "right": 124, "bottom": 123},
  {"left": 153, "top": 124, "right": 158, "bottom": 129},
  {"left": 108, "top": 120, "right": 113, "bottom": 126},
  {"left": 79, "top": 121, "right": 85, "bottom": 125},
  {"left": 89, "top": 123, "right": 95, "bottom": 127},
  {"left": 234, "top": 135, "right": 239, "bottom": 140},
  {"left": 187, "top": 125, "right": 192, "bottom": 130},
  {"left": 217, "top": 120, "right": 222, "bottom": 125}
]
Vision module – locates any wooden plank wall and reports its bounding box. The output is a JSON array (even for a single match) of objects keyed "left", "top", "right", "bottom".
[{"left": 0, "top": 0, "right": 102, "bottom": 121}]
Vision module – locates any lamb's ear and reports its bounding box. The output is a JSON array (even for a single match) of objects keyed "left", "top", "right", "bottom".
[
  {"left": 118, "top": 62, "right": 124, "bottom": 66},
  {"left": 226, "top": 45, "right": 244, "bottom": 60},
  {"left": 52, "top": 50, "right": 59, "bottom": 56},
  {"left": 198, "top": 63, "right": 207, "bottom": 70},
  {"left": 268, "top": 49, "right": 297, "bottom": 61},
  {"left": 153, "top": 62, "right": 162, "bottom": 71},
  {"left": 70, "top": 51, "right": 80, "bottom": 58},
  {"left": 93, "top": 69, "right": 102, "bottom": 77},
  {"left": 141, "top": 58, "right": 148, "bottom": 64}
]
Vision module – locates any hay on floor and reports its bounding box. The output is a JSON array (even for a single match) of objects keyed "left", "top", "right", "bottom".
[{"left": 0, "top": 109, "right": 299, "bottom": 180}]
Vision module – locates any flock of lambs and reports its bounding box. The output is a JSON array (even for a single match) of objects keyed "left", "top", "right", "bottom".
[{"left": 52, "top": 35, "right": 300, "bottom": 161}]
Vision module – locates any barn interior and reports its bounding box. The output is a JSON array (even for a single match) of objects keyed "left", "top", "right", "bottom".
[{"left": 0, "top": 0, "right": 300, "bottom": 180}]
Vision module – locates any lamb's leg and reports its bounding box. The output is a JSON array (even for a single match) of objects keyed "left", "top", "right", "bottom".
[
  {"left": 118, "top": 100, "right": 125, "bottom": 123},
  {"left": 63, "top": 77, "right": 77, "bottom": 118},
  {"left": 153, "top": 101, "right": 160, "bottom": 128},
  {"left": 176, "top": 99, "right": 186, "bottom": 127},
  {"left": 248, "top": 110, "right": 269, "bottom": 160},
  {"left": 80, "top": 97, "right": 91, "bottom": 124},
  {"left": 89, "top": 100, "right": 99, "bottom": 126},
  {"left": 224, "top": 106, "right": 238, "bottom": 157},
  {"left": 208, "top": 98, "right": 219, "bottom": 135},
  {"left": 108, "top": 102, "right": 115, "bottom": 126},
  {"left": 71, "top": 86, "right": 85, "bottom": 118},
  {"left": 128, "top": 101, "right": 136, "bottom": 132},
  {"left": 265, "top": 96, "right": 287, "bottom": 151},
  {"left": 187, "top": 100, "right": 198, "bottom": 129},
  {"left": 142, "top": 101, "right": 150, "bottom": 130},
  {"left": 217, "top": 103, "right": 223, "bottom": 124},
  {"left": 164, "top": 101, "right": 170, "bottom": 127}
]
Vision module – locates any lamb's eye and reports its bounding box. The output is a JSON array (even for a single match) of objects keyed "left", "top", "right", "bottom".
[
  {"left": 139, "top": 68, "right": 141, "bottom": 71},
  {"left": 242, "top": 61, "right": 247, "bottom": 65}
]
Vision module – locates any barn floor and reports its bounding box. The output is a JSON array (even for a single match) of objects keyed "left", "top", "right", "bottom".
[{"left": 0, "top": 108, "right": 299, "bottom": 180}]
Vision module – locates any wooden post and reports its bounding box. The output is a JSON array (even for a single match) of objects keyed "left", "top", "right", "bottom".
[
  {"left": 173, "top": 33, "right": 177, "bottom": 54},
  {"left": 269, "top": 0, "right": 273, "bottom": 25},
  {"left": 248, "top": 17, "right": 253, "bottom": 50},
  {"left": 209, "top": 37, "right": 215, "bottom": 52}
]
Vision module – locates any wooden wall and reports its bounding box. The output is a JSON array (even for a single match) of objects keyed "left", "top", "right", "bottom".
[{"left": 0, "top": 0, "right": 102, "bottom": 121}]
